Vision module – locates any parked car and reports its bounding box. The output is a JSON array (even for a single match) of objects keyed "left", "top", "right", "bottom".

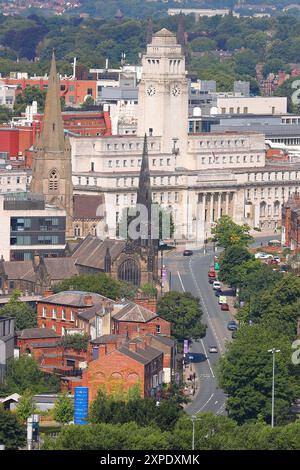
[
  {"left": 213, "top": 280, "right": 221, "bottom": 290},
  {"left": 221, "top": 303, "right": 229, "bottom": 311},
  {"left": 227, "top": 320, "right": 238, "bottom": 331},
  {"left": 183, "top": 250, "right": 193, "bottom": 256},
  {"left": 255, "top": 252, "right": 273, "bottom": 260},
  {"left": 208, "top": 269, "right": 216, "bottom": 278},
  {"left": 215, "top": 289, "right": 222, "bottom": 297},
  {"left": 269, "top": 259, "right": 279, "bottom": 265},
  {"left": 274, "top": 256, "right": 281, "bottom": 263},
  {"left": 219, "top": 295, "right": 227, "bottom": 305},
  {"left": 231, "top": 330, "right": 238, "bottom": 339},
  {"left": 209, "top": 346, "right": 218, "bottom": 353}
]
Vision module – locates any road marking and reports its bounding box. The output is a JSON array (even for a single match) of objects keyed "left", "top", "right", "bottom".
[
  {"left": 200, "top": 339, "right": 215, "bottom": 378},
  {"left": 188, "top": 258, "right": 224, "bottom": 354},
  {"left": 195, "top": 393, "right": 214, "bottom": 413},
  {"left": 177, "top": 270, "right": 216, "bottom": 379},
  {"left": 177, "top": 270, "right": 186, "bottom": 292},
  {"left": 214, "top": 401, "right": 218, "bottom": 405}
]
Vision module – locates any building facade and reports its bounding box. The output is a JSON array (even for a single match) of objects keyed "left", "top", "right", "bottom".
[{"left": 69, "top": 29, "right": 300, "bottom": 244}]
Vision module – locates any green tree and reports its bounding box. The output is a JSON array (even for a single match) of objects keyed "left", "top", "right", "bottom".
[
  {"left": 218, "top": 324, "right": 300, "bottom": 425},
  {"left": 190, "top": 37, "right": 217, "bottom": 52},
  {"left": 53, "top": 394, "right": 74, "bottom": 425},
  {"left": 53, "top": 273, "right": 136, "bottom": 300},
  {"left": 42, "top": 422, "right": 171, "bottom": 450},
  {"left": 15, "top": 389, "right": 36, "bottom": 423},
  {"left": 59, "top": 333, "right": 89, "bottom": 352},
  {"left": 0, "top": 356, "right": 59, "bottom": 396},
  {"left": 141, "top": 283, "right": 157, "bottom": 298},
  {"left": 13, "top": 85, "right": 46, "bottom": 115},
  {"left": 218, "top": 246, "right": 253, "bottom": 287},
  {"left": 0, "top": 105, "right": 12, "bottom": 123},
  {"left": 157, "top": 291, "right": 206, "bottom": 342},
  {"left": 0, "top": 290, "right": 37, "bottom": 330},
  {"left": 0, "top": 407, "right": 26, "bottom": 449},
  {"left": 212, "top": 216, "right": 253, "bottom": 249}
]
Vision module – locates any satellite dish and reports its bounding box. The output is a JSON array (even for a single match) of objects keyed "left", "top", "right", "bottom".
[
  {"left": 193, "top": 107, "right": 202, "bottom": 117},
  {"left": 210, "top": 106, "right": 219, "bottom": 115}
]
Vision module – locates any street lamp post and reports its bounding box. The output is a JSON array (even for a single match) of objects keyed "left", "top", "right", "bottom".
[
  {"left": 191, "top": 415, "right": 196, "bottom": 451},
  {"left": 268, "top": 348, "right": 281, "bottom": 428}
]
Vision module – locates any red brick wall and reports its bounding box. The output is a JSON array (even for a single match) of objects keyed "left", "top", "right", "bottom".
[
  {"left": 37, "top": 302, "right": 86, "bottom": 336},
  {"left": 112, "top": 316, "right": 171, "bottom": 338},
  {"left": 82, "top": 349, "right": 146, "bottom": 401}
]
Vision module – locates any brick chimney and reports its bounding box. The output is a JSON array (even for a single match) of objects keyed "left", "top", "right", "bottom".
[
  {"left": 83, "top": 294, "right": 93, "bottom": 306},
  {"left": 128, "top": 342, "right": 137, "bottom": 353},
  {"left": 43, "top": 289, "right": 54, "bottom": 298},
  {"left": 98, "top": 344, "right": 107, "bottom": 356}
]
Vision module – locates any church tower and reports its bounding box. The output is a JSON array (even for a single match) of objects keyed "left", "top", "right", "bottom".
[
  {"left": 30, "top": 51, "right": 73, "bottom": 237},
  {"left": 137, "top": 28, "right": 188, "bottom": 157}
]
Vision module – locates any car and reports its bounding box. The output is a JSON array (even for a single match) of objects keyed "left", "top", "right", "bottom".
[
  {"left": 215, "top": 289, "right": 222, "bottom": 297},
  {"left": 221, "top": 303, "right": 229, "bottom": 311},
  {"left": 227, "top": 320, "right": 238, "bottom": 331},
  {"left": 183, "top": 250, "right": 193, "bottom": 256},
  {"left": 274, "top": 256, "right": 281, "bottom": 263},
  {"left": 269, "top": 259, "right": 279, "bottom": 265},
  {"left": 208, "top": 278, "right": 215, "bottom": 284},
  {"left": 209, "top": 346, "right": 218, "bottom": 353},
  {"left": 208, "top": 269, "right": 216, "bottom": 278},
  {"left": 231, "top": 330, "right": 238, "bottom": 339},
  {"left": 280, "top": 264, "right": 288, "bottom": 272},
  {"left": 213, "top": 280, "right": 221, "bottom": 290},
  {"left": 219, "top": 295, "right": 227, "bottom": 305},
  {"left": 255, "top": 252, "right": 273, "bottom": 260}
]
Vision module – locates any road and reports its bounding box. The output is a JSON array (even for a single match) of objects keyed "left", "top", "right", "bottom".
[{"left": 164, "top": 235, "right": 279, "bottom": 416}]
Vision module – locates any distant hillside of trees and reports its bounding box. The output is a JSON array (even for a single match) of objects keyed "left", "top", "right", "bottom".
[{"left": 1, "top": 11, "right": 300, "bottom": 93}]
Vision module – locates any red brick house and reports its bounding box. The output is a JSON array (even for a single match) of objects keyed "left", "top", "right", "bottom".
[
  {"left": 37, "top": 291, "right": 114, "bottom": 336},
  {"left": 81, "top": 336, "right": 163, "bottom": 401},
  {"left": 17, "top": 328, "right": 60, "bottom": 355},
  {"left": 111, "top": 302, "right": 171, "bottom": 337}
]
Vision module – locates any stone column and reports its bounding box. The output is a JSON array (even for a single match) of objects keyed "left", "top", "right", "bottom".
[
  {"left": 217, "top": 192, "right": 222, "bottom": 220},
  {"left": 210, "top": 193, "right": 214, "bottom": 223},
  {"left": 225, "top": 192, "right": 230, "bottom": 215}
]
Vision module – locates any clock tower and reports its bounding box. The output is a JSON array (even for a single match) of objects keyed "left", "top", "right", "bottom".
[{"left": 137, "top": 28, "right": 188, "bottom": 156}]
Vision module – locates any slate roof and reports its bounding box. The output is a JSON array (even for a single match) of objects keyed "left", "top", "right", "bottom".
[
  {"left": 77, "top": 301, "right": 109, "bottom": 321},
  {"left": 112, "top": 302, "right": 157, "bottom": 323},
  {"left": 17, "top": 328, "right": 59, "bottom": 340},
  {"left": 43, "top": 258, "right": 78, "bottom": 280},
  {"left": 71, "top": 235, "right": 126, "bottom": 270},
  {"left": 119, "top": 344, "right": 162, "bottom": 365},
  {"left": 146, "top": 333, "right": 175, "bottom": 347},
  {"left": 40, "top": 291, "right": 108, "bottom": 307},
  {"left": 73, "top": 194, "right": 104, "bottom": 220},
  {"left": 90, "top": 334, "right": 126, "bottom": 345},
  {"left": 2, "top": 261, "right": 36, "bottom": 282}
]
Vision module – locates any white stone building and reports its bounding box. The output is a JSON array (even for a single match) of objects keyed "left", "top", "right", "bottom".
[{"left": 69, "top": 28, "right": 300, "bottom": 245}]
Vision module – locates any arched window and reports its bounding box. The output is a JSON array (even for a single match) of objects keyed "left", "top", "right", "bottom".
[
  {"left": 74, "top": 225, "right": 81, "bottom": 237},
  {"left": 260, "top": 201, "right": 266, "bottom": 217},
  {"left": 274, "top": 201, "right": 280, "bottom": 217},
  {"left": 49, "top": 169, "right": 59, "bottom": 192},
  {"left": 118, "top": 258, "right": 140, "bottom": 287}
]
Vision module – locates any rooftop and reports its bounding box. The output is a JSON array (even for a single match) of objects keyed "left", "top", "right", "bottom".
[
  {"left": 40, "top": 290, "right": 109, "bottom": 307},
  {"left": 112, "top": 302, "right": 157, "bottom": 323}
]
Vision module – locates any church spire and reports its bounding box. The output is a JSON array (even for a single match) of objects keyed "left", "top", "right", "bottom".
[
  {"left": 39, "top": 50, "right": 65, "bottom": 152},
  {"left": 137, "top": 133, "right": 151, "bottom": 212}
]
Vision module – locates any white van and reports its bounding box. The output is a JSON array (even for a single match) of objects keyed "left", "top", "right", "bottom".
[{"left": 213, "top": 280, "right": 221, "bottom": 290}]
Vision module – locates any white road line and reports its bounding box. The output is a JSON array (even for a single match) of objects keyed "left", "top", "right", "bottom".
[
  {"left": 188, "top": 258, "right": 224, "bottom": 354},
  {"left": 177, "top": 269, "right": 215, "bottom": 379},
  {"left": 177, "top": 270, "right": 186, "bottom": 292},
  {"left": 200, "top": 339, "right": 215, "bottom": 378},
  {"left": 196, "top": 393, "right": 214, "bottom": 414}
]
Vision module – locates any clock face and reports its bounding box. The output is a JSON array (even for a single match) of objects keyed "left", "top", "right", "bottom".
[
  {"left": 147, "top": 85, "right": 156, "bottom": 96},
  {"left": 172, "top": 85, "right": 181, "bottom": 97}
]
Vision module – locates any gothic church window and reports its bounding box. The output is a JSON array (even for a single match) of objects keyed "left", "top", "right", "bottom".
[
  {"left": 49, "top": 169, "right": 59, "bottom": 192},
  {"left": 118, "top": 258, "right": 140, "bottom": 287}
]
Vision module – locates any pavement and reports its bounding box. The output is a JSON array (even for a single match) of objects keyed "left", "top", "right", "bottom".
[{"left": 163, "top": 234, "right": 280, "bottom": 416}]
